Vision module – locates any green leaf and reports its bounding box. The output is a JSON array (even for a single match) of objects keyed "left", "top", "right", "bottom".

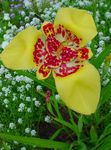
[
  {"left": 1, "top": 0, "right": 10, "bottom": 12},
  {"left": 54, "top": 118, "right": 78, "bottom": 135},
  {"left": 91, "top": 44, "right": 111, "bottom": 69},
  {"left": 3, "top": 142, "right": 11, "bottom": 150},
  {"left": 50, "top": 128, "right": 63, "bottom": 140},
  {"left": 78, "top": 116, "right": 83, "bottom": 134},
  {"left": 0, "top": 133, "right": 69, "bottom": 150},
  {"left": 78, "top": 141, "right": 87, "bottom": 150},
  {"left": 47, "top": 102, "right": 55, "bottom": 116},
  {"left": 90, "top": 126, "right": 98, "bottom": 143},
  {"left": 98, "top": 123, "right": 111, "bottom": 142},
  {"left": 94, "top": 135, "right": 111, "bottom": 150}
]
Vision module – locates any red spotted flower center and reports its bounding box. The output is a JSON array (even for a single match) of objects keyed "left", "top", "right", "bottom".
[{"left": 33, "top": 23, "right": 90, "bottom": 78}]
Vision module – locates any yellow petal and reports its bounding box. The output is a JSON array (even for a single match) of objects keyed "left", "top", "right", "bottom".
[
  {"left": 53, "top": 62, "right": 101, "bottom": 115},
  {"left": 36, "top": 64, "right": 51, "bottom": 80},
  {"left": 54, "top": 8, "right": 97, "bottom": 47},
  {"left": 0, "top": 26, "right": 41, "bottom": 70}
]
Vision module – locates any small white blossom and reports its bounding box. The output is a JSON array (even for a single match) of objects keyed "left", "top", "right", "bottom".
[
  {"left": 31, "top": 130, "right": 36, "bottom": 136},
  {"left": 3, "top": 99, "right": 9, "bottom": 104},
  {"left": 55, "top": 94, "right": 60, "bottom": 101},
  {"left": 21, "top": 147, "right": 26, "bottom": 150},
  {"left": 18, "top": 103, "right": 25, "bottom": 112},
  {"left": 26, "top": 97, "right": 31, "bottom": 102},
  {"left": 105, "top": 12, "right": 111, "bottom": 19},
  {"left": 12, "top": 80, "right": 16, "bottom": 85},
  {"left": 36, "top": 85, "right": 42, "bottom": 92},
  {"left": 18, "top": 118, "right": 23, "bottom": 124},
  {"left": 45, "top": 115, "right": 52, "bottom": 123},
  {"left": 9, "top": 123, "right": 16, "bottom": 129},
  {"left": 4, "top": 13, "right": 10, "bottom": 20},
  {"left": 35, "top": 100, "right": 41, "bottom": 107},
  {"left": 25, "top": 128, "right": 31, "bottom": 134},
  {"left": 24, "top": 0, "right": 32, "bottom": 8},
  {"left": 27, "top": 107, "right": 32, "bottom": 113},
  {"left": 13, "top": 141, "right": 18, "bottom": 145},
  {"left": 5, "top": 73, "right": 12, "bottom": 80},
  {"left": 1, "top": 41, "right": 9, "bottom": 49}
]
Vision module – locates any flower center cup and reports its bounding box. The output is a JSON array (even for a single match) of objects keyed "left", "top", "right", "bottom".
[{"left": 33, "top": 23, "right": 90, "bottom": 78}]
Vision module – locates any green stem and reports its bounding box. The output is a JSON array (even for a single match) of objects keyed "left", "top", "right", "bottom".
[{"left": 0, "top": 133, "right": 70, "bottom": 150}]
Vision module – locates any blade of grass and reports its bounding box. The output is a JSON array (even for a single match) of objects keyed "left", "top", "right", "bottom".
[
  {"left": 54, "top": 118, "right": 78, "bottom": 134},
  {"left": 50, "top": 128, "right": 63, "bottom": 140},
  {"left": 0, "top": 133, "right": 70, "bottom": 150}
]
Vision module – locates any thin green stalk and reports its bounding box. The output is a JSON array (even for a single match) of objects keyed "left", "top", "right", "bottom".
[{"left": 0, "top": 133, "right": 70, "bottom": 150}]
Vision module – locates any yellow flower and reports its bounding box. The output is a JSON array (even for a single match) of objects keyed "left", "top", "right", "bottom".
[{"left": 0, "top": 8, "right": 101, "bottom": 115}]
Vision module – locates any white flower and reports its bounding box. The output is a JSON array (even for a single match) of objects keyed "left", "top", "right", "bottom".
[
  {"left": 44, "top": 115, "right": 52, "bottom": 123},
  {"left": 25, "top": 84, "right": 31, "bottom": 90},
  {"left": 17, "top": 85, "right": 25, "bottom": 92},
  {"left": 26, "top": 96, "right": 31, "bottom": 102},
  {"left": 19, "top": 103, "right": 25, "bottom": 108},
  {"left": 101, "top": 20, "right": 105, "bottom": 25},
  {"left": 31, "top": 130, "right": 36, "bottom": 136},
  {"left": 36, "top": 85, "right": 42, "bottom": 92},
  {"left": 99, "top": 40, "right": 104, "bottom": 46},
  {"left": 21, "top": 147, "right": 26, "bottom": 150},
  {"left": 24, "top": 0, "right": 32, "bottom": 8},
  {"left": 5, "top": 73, "right": 12, "bottom": 79},
  {"left": 27, "top": 108, "right": 32, "bottom": 113},
  {"left": 52, "top": 12, "right": 56, "bottom": 17},
  {"left": 13, "top": 141, "right": 18, "bottom": 145},
  {"left": 11, "top": 25, "right": 17, "bottom": 31},
  {"left": 20, "top": 11, "right": 26, "bottom": 16},
  {"left": 97, "top": 47, "right": 102, "bottom": 53},
  {"left": 25, "top": 16, "right": 29, "bottom": 22},
  {"left": 3, "top": 34, "right": 11, "bottom": 41},
  {"left": 55, "top": 94, "right": 60, "bottom": 101},
  {"left": 105, "top": 12, "right": 111, "bottom": 19},
  {"left": 3, "top": 99, "right": 9, "bottom": 104},
  {"left": 18, "top": 118, "right": 23, "bottom": 124},
  {"left": 25, "top": 128, "right": 31, "bottom": 134},
  {"left": 9, "top": 123, "right": 16, "bottom": 129},
  {"left": 12, "top": 80, "right": 16, "bottom": 85},
  {"left": 32, "top": 18, "right": 40, "bottom": 24},
  {"left": 4, "top": 13, "right": 10, "bottom": 20},
  {"left": 18, "top": 103, "right": 25, "bottom": 112},
  {"left": 35, "top": 100, "right": 41, "bottom": 107},
  {"left": 1, "top": 41, "right": 9, "bottom": 49},
  {"left": 25, "top": 23, "right": 30, "bottom": 28}
]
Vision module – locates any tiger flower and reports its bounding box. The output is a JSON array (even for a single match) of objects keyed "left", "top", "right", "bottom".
[{"left": 0, "top": 8, "right": 101, "bottom": 115}]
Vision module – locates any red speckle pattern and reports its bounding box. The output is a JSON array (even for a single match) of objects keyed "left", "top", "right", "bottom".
[
  {"left": 39, "top": 65, "right": 51, "bottom": 78},
  {"left": 47, "top": 36, "right": 60, "bottom": 54},
  {"left": 33, "top": 22, "right": 90, "bottom": 78}
]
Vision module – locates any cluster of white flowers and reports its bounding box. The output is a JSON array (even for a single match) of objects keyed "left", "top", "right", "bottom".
[
  {"left": 25, "top": 127, "right": 37, "bottom": 136},
  {"left": 36, "top": 85, "right": 42, "bottom": 92},
  {"left": 2, "top": 86, "right": 11, "bottom": 96},
  {"left": 18, "top": 103, "right": 25, "bottom": 112},
  {"left": 9, "top": 122, "right": 16, "bottom": 129},
  {"left": 44, "top": 115, "right": 52, "bottom": 123}
]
